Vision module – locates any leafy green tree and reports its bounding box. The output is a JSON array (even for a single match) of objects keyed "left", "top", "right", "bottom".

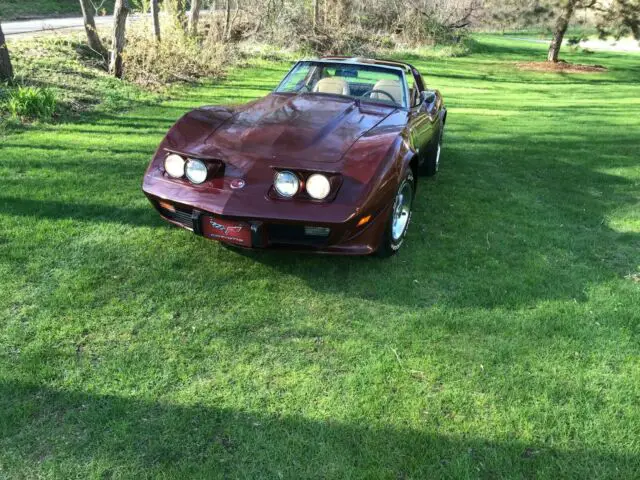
[
  {"left": 548, "top": 0, "right": 640, "bottom": 62},
  {"left": 596, "top": 0, "right": 640, "bottom": 40},
  {"left": 484, "top": 0, "right": 639, "bottom": 62}
]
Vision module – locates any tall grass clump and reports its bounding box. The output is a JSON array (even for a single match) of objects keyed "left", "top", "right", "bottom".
[{"left": 5, "top": 85, "right": 56, "bottom": 121}]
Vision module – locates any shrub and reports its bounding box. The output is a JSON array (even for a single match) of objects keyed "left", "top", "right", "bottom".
[
  {"left": 242, "top": 0, "right": 477, "bottom": 54},
  {"left": 115, "top": 6, "right": 472, "bottom": 87},
  {"left": 121, "top": 20, "right": 232, "bottom": 87},
  {"left": 6, "top": 86, "right": 56, "bottom": 121},
  {"left": 0, "top": 82, "right": 9, "bottom": 103}
]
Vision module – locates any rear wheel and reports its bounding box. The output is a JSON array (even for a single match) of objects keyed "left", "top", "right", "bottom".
[{"left": 377, "top": 170, "right": 415, "bottom": 257}]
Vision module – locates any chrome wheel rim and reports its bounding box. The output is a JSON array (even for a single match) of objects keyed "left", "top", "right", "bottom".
[
  {"left": 435, "top": 143, "right": 441, "bottom": 171},
  {"left": 391, "top": 181, "right": 413, "bottom": 242}
]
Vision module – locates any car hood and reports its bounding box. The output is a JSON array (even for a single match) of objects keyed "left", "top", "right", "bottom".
[
  {"left": 203, "top": 93, "right": 396, "bottom": 166},
  {"left": 146, "top": 95, "right": 410, "bottom": 222}
]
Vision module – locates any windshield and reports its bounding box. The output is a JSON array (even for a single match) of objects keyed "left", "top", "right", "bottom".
[{"left": 275, "top": 61, "right": 408, "bottom": 108}]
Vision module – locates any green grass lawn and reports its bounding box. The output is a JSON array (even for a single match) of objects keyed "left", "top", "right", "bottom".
[{"left": 1, "top": 36, "right": 639, "bottom": 478}]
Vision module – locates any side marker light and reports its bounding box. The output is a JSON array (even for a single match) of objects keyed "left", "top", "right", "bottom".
[{"left": 357, "top": 215, "right": 372, "bottom": 227}]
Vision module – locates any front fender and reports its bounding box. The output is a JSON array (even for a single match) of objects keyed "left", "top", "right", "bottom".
[
  {"left": 341, "top": 129, "right": 415, "bottom": 221},
  {"left": 144, "top": 106, "right": 237, "bottom": 178}
]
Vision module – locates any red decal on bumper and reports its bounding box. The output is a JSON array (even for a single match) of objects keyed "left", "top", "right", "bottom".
[{"left": 202, "top": 216, "right": 252, "bottom": 247}]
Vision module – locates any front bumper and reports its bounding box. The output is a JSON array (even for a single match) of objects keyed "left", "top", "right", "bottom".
[{"left": 145, "top": 193, "right": 390, "bottom": 255}]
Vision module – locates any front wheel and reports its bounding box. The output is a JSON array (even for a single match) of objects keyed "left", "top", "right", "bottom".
[
  {"left": 420, "top": 122, "right": 444, "bottom": 177},
  {"left": 377, "top": 170, "right": 415, "bottom": 257}
]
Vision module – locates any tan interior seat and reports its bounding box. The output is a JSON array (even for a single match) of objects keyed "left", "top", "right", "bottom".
[
  {"left": 370, "top": 79, "right": 403, "bottom": 105},
  {"left": 313, "top": 77, "right": 350, "bottom": 96}
]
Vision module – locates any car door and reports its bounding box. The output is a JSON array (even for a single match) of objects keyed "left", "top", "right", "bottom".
[{"left": 408, "top": 90, "right": 439, "bottom": 165}]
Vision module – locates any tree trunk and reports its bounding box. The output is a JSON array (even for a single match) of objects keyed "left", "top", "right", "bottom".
[
  {"left": 324, "top": 0, "right": 328, "bottom": 26},
  {"left": 151, "top": 0, "right": 161, "bottom": 41},
  {"left": 109, "top": 0, "right": 130, "bottom": 78},
  {"left": 224, "top": 0, "right": 232, "bottom": 41},
  {"left": 188, "top": 0, "right": 203, "bottom": 35},
  {"left": 313, "top": 0, "right": 320, "bottom": 29},
  {"left": 78, "top": 0, "right": 108, "bottom": 60},
  {"left": 547, "top": 0, "right": 578, "bottom": 62},
  {"left": 0, "top": 22, "right": 13, "bottom": 81}
]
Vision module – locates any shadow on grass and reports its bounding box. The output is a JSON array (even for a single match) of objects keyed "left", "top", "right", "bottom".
[
  {"left": 2, "top": 379, "right": 638, "bottom": 478},
  {"left": 0, "top": 197, "right": 163, "bottom": 228},
  {"left": 226, "top": 129, "right": 639, "bottom": 309}
]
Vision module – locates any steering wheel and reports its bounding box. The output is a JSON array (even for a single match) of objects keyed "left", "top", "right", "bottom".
[
  {"left": 362, "top": 89, "right": 396, "bottom": 103},
  {"left": 296, "top": 83, "right": 313, "bottom": 93}
]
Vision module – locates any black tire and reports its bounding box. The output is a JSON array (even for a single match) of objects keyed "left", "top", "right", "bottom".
[
  {"left": 420, "top": 121, "right": 444, "bottom": 177},
  {"left": 376, "top": 170, "right": 415, "bottom": 258}
]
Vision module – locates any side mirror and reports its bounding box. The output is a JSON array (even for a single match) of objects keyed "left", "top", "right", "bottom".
[
  {"left": 413, "top": 91, "right": 436, "bottom": 109},
  {"left": 422, "top": 91, "right": 436, "bottom": 105}
]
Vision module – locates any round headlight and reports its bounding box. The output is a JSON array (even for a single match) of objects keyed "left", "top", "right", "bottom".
[
  {"left": 164, "top": 154, "right": 185, "bottom": 178},
  {"left": 306, "top": 174, "right": 331, "bottom": 200},
  {"left": 274, "top": 171, "right": 300, "bottom": 198},
  {"left": 185, "top": 159, "right": 208, "bottom": 184}
]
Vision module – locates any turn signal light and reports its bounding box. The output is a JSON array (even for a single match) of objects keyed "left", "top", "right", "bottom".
[
  {"left": 357, "top": 215, "right": 372, "bottom": 227},
  {"left": 158, "top": 200, "right": 176, "bottom": 213}
]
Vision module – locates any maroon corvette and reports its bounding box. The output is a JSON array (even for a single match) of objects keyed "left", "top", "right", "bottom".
[{"left": 142, "top": 57, "right": 446, "bottom": 256}]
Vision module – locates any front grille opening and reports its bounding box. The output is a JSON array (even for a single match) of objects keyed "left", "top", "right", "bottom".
[
  {"left": 268, "top": 224, "right": 331, "bottom": 247},
  {"left": 156, "top": 201, "right": 193, "bottom": 228}
]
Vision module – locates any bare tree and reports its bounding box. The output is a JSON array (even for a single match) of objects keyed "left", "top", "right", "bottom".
[
  {"left": 151, "top": 0, "right": 161, "bottom": 41},
  {"left": 225, "top": 0, "right": 232, "bottom": 40},
  {"left": 313, "top": 0, "right": 321, "bottom": 29},
  {"left": 0, "top": 21, "right": 13, "bottom": 81},
  {"left": 78, "top": 0, "right": 108, "bottom": 60},
  {"left": 188, "top": 0, "right": 203, "bottom": 35},
  {"left": 110, "top": 0, "right": 130, "bottom": 78},
  {"left": 408, "top": 0, "right": 481, "bottom": 29},
  {"left": 89, "top": 0, "right": 108, "bottom": 16}
]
